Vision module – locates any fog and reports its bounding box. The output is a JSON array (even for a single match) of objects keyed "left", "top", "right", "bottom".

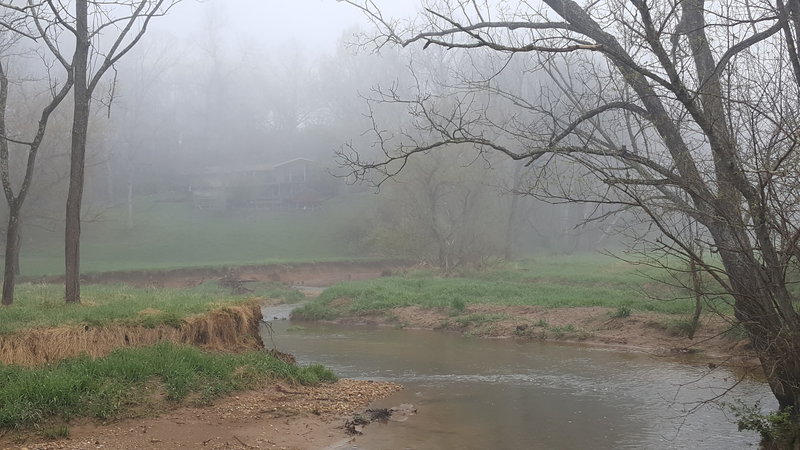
[
  {"left": 150, "top": 0, "right": 419, "bottom": 55},
  {"left": 1, "top": 1, "right": 631, "bottom": 275}
]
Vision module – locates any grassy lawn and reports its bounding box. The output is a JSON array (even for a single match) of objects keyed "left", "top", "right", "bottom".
[
  {"left": 20, "top": 194, "right": 376, "bottom": 276},
  {"left": 292, "top": 254, "right": 725, "bottom": 320},
  {"left": 0, "top": 281, "right": 301, "bottom": 335},
  {"left": 0, "top": 342, "right": 335, "bottom": 431}
]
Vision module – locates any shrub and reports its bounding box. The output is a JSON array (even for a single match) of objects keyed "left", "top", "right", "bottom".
[{"left": 727, "top": 400, "right": 798, "bottom": 444}]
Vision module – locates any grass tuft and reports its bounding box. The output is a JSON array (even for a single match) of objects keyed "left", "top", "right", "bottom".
[
  {"left": 610, "top": 306, "right": 632, "bottom": 318},
  {"left": 41, "top": 425, "right": 70, "bottom": 440}
]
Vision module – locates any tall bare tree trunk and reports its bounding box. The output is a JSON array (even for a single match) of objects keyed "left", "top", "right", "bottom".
[
  {"left": 2, "top": 205, "right": 20, "bottom": 306},
  {"left": 687, "top": 258, "right": 703, "bottom": 340},
  {"left": 65, "top": 0, "right": 90, "bottom": 304},
  {"left": 12, "top": 215, "right": 20, "bottom": 276},
  {"left": 0, "top": 62, "right": 16, "bottom": 307},
  {"left": 0, "top": 22, "right": 73, "bottom": 307}
]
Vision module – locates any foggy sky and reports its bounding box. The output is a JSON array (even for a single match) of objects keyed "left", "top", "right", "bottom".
[{"left": 152, "top": 0, "right": 421, "bottom": 56}]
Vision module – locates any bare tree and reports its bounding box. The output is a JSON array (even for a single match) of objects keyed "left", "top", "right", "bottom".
[
  {"left": 341, "top": 0, "right": 800, "bottom": 441},
  {"left": 0, "top": 7, "right": 73, "bottom": 306},
  {"left": 10, "top": 0, "right": 180, "bottom": 303},
  {"left": 372, "top": 149, "right": 505, "bottom": 271}
]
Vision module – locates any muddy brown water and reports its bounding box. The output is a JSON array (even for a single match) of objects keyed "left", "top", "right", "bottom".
[{"left": 262, "top": 304, "right": 770, "bottom": 450}]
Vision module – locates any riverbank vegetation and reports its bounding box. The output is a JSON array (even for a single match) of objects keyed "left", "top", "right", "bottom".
[
  {"left": 292, "top": 255, "right": 724, "bottom": 321},
  {"left": 0, "top": 342, "right": 335, "bottom": 432},
  {"left": 290, "top": 256, "right": 749, "bottom": 358}
]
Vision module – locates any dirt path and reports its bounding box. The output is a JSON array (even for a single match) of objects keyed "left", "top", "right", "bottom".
[{"left": 4, "top": 380, "right": 402, "bottom": 450}]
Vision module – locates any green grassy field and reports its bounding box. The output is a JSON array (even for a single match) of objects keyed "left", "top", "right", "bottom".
[
  {"left": 0, "top": 281, "right": 300, "bottom": 334},
  {"left": 0, "top": 342, "right": 335, "bottom": 430},
  {"left": 292, "top": 254, "right": 724, "bottom": 320},
  {"left": 21, "top": 194, "right": 377, "bottom": 276}
]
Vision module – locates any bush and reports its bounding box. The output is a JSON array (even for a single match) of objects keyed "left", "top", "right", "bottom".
[{"left": 727, "top": 400, "right": 798, "bottom": 444}]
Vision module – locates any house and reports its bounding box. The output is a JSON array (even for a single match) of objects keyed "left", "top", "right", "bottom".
[{"left": 188, "top": 158, "right": 320, "bottom": 210}]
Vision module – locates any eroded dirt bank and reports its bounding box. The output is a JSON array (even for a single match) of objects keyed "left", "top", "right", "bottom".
[
  {"left": 4, "top": 379, "right": 402, "bottom": 450},
  {"left": 0, "top": 302, "right": 263, "bottom": 366}
]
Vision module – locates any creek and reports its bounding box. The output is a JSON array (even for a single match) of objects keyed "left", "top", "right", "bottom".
[{"left": 262, "top": 303, "right": 771, "bottom": 449}]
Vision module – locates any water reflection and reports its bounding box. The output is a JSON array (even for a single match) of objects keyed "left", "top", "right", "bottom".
[{"left": 262, "top": 312, "right": 770, "bottom": 449}]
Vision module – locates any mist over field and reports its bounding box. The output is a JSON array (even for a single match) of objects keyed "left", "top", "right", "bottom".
[{"left": 1, "top": 0, "right": 626, "bottom": 276}]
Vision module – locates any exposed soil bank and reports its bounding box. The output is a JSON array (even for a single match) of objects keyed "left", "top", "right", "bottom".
[
  {"left": 0, "top": 302, "right": 264, "bottom": 366},
  {"left": 329, "top": 304, "right": 758, "bottom": 368},
  {"left": 26, "top": 260, "right": 408, "bottom": 289},
  {"left": 3, "top": 379, "right": 403, "bottom": 450},
  {"left": 1, "top": 263, "right": 409, "bottom": 449}
]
